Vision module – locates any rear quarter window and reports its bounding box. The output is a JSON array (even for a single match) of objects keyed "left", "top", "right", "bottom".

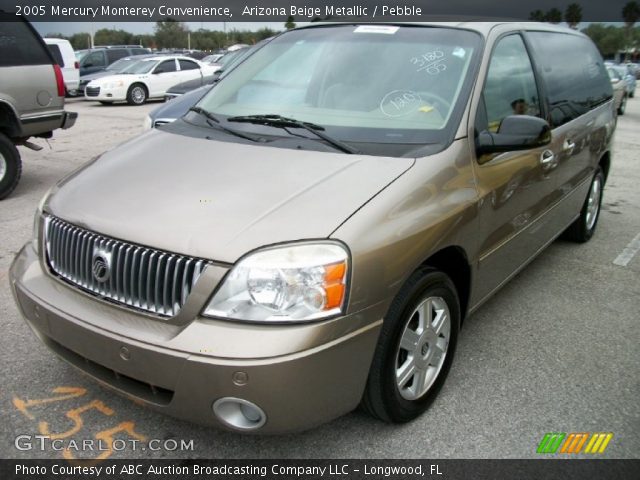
[
  {"left": 526, "top": 32, "right": 612, "bottom": 127},
  {"left": 47, "top": 44, "right": 64, "bottom": 66},
  {"left": 0, "top": 18, "right": 52, "bottom": 67}
]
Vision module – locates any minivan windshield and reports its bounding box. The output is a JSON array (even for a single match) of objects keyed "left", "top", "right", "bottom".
[{"left": 197, "top": 25, "right": 481, "bottom": 154}]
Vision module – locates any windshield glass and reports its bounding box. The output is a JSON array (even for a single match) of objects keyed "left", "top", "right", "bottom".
[
  {"left": 197, "top": 25, "right": 481, "bottom": 151},
  {"left": 107, "top": 57, "right": 144, "bottom": 72},
  {"left": 124, "top": 59, "right": 159, "bottom": 74},
  {"left": 75, "top": 50, "right": 88, "bottom": 60}
]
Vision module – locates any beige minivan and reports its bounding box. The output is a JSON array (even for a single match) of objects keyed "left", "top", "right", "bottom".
[{"left": 10, "top": 22, "right": 615, "bottom": 433}]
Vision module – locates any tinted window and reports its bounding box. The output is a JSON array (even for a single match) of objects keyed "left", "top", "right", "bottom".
[
  {"left": 179, "top": 59, "right": 199, "bottom": 71},
  {"left": 480, "top": 34, "right": 541, "bottom": 132},
  {"left": 106, "top": 49, "right": 129, "bottom": 64},
  {"left": 156, "top": 60, "right": 177, "bottom": 73},
  {"left": 527, "top": 32, "right": 612, "bottom": 127},
  {"left": 132, "top": 48, "right": 148, "bottom": 55},
  {"left": 47, "top": 44, "right": 64, "bottom": 66},
  {"left": 0, "top": 17, "right": 51, "bottom": 67},
  {"left": 83, "top": 51, "right": 105, "bottom": 67}
]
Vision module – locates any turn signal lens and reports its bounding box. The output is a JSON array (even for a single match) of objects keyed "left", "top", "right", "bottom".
[{"left": 203, "top": 243, "right": 349, "bottom": 322}]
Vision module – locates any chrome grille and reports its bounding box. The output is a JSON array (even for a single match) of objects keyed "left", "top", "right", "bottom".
[{"left": 44, "top": 216, "right": 206, "bottom": 317}]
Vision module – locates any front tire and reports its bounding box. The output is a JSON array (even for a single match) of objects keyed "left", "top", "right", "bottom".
[
  {"left": 362, "top": 268, "right": 460, "bottom": 423},
  {"left": 0, "top": 132, "right": 22, "bottom": 200},
  {"left": 127, "top": 84, "right": 147, "bottom": 105},
  {"left": 563, "top": 167, "right": 604, "bottom": 243},
  {"left": 618, "top": 94, "right": 627, "bottom": 115}
]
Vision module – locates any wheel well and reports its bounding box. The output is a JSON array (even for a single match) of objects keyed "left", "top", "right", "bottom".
[
  {"left": 0, "top": 102, "right": 20, "bottom": 138},
  {"left": 599, "top": 152, "right": 611, "bottom": 183},
  {"left": 129, "top": 83, "right": 148, "bottom": 95},
  {"left": 421, "top": 246, "right": 471, "bottom": 322}
]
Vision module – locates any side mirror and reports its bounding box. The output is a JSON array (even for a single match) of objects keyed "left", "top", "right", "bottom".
[{"left": 476, "top": 115, "right": 551, "bottom": 157}]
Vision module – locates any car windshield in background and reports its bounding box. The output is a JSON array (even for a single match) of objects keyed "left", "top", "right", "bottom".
[
  {"left": 197, "top": 25, "right": 481, "bottom": 153},
  {"left": 107, "top": 57, "right": 144, "bottom": 72},
  {"left": 124, "top": 59, "right": 159, "bottom": 74},
  {"left": 75, "top": 50, "right": 88, "bottom": 60}
]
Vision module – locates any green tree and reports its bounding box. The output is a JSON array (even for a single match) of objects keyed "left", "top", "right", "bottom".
[
  {"left": 154, "top": 18, "right": 188, "bottom": 49},
  {"left": 545, "top": 8, "right": 563, "bottom": 23},
  {"left": 285, "top": 15, "right": 296, "bottom": 30},
  {"left": 582, "top": 23, "right": 626, "bottom": 58},
  {"left": 94, "top": 28, "right": 135, "bottom": 46},
  {"left": 564, "top": 3, "right": 583, "bottom": 29},
  {"left": 68, "top": 32, "right": 92, "bottom": 50},
  {"left": 622, "top": 1, "right": 640, "bottom": 60},
  {"left": 529, "top": 10, "right": 546, "bottom": 21}
]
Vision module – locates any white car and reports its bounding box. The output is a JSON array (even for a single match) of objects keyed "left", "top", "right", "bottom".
[
  {"left": 84, "top": 56, "right": 219, "bottom": 105},
  {"left": 44, "top": 38, "right": 79, "bottom": 95}
]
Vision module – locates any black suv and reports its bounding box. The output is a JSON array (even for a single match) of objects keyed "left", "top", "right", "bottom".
[{"left": 0, "top": 12, "right": 77, "bottom": 199}]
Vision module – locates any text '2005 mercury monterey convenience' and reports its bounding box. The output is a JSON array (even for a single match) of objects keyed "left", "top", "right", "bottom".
[{"left": 11, "top": 22, "right": 615, "bottom": 433}]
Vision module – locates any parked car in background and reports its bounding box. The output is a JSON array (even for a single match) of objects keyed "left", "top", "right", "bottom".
[
  {"left": 76, "top": 46, "right": 150, "bottom": 76},
  {"left": 624, "top": 62, "right": 640, "bottom": 79},
  {"left": 608, "top": 67, "right": 628, "bottom": 115},
  {"left": 44, "top": 38, "right": 80, "bottom": 96},
  {"left": 78, "top": 54, "right": 159, "bottom": 94},
  {"left": 146, "top": 84, "right": 212, "bottom": 128},
  {"left": 12, "top": 23, "right": 615, "bottom": 433},
  {"left": 84, "top": 56, "right": 218, "bottom": 105},
  {"left": 0, "top": 13, "right": 76, "bottom": 199},
  {"left": 202, "top": 53, "right": 225, "bottom": 64},
  {"left": 610, "top": 64, "right": 636, "bottom": 98}
]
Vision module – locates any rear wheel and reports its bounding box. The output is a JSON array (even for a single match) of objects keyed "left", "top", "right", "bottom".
[
  {"left": 362, "top": 268, "right": 460, "bottom": 423},
  {"left": 563, "top": 167, "right": 604, "bottom": 243},
  {"left": 127, "top": 84, "right": 147, "bottom": 105},
  {"left": 618, "top": 94, "right": 627, "bottom": 115},
  {"left": 0, "top": 133, "right": 22, "bottom": 200}
]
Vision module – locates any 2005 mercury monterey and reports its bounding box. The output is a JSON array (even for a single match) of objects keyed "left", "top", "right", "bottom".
[{"left": 11, "top": 22, "right": 615, "bottom": 433}]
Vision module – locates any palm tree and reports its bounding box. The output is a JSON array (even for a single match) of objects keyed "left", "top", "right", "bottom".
[
  {"left": 565, "top": 3, "right": 583, "bottom": 29},
  {"left": 622, "top": 2, "right": 640, "bottom": 60},
  {"left": 545, "top": 8, "right": 563, "bottom": 23},
  {"left": 529, "top": 10, "right": 546, "bottom": 21}
]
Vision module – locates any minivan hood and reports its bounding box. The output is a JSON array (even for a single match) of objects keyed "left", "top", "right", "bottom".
[{"left": 47, "top": 130, "right": 414, "bottom": 263}]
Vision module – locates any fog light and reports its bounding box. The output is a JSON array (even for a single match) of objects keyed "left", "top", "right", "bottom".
[{"left": 212, "top": 397, "right": 266, "bottom": 430}]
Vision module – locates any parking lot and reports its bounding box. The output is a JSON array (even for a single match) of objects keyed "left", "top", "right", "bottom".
[{"left": 1, "top": 97, "right": 638, "bottom": 459}]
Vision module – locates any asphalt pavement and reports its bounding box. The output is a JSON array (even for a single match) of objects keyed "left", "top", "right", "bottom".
[{"left": 0, "top": 97, "right": 638, "bottom": 459}]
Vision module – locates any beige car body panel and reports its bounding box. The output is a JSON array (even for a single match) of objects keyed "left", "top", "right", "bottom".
[{"left": 10, "top": 22, "right": 615, "bottom": 433}]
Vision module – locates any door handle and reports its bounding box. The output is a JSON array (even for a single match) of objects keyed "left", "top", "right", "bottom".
[
  {"left": 563, "top": 139, "right": 576, "bottom": 155},
  {"left": 540, "top": 150, "right": 558, "bottom": 170}
]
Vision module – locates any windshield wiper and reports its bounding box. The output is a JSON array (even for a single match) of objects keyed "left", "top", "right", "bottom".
[
  {"left": 227, "top": 114, "right": 359, "bottom": 154},
  {"left": 188, "top": 107, "right": 259, "bottom": 143}
]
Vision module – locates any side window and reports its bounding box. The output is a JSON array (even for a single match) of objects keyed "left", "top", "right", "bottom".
[
  {"left": 0, "top": 17, "right": 51, "bottom": 67},
  {"left": 526, "top": 32, "right": 611, "bottom": 127},
  {"left": 83, "top": 51, "right": 106, "bottom": 67},
  {"left": 179, "top": 59, "right": 200, "bottom": 71},
  {"left": 132, "top": 48, "right": 148, "bottom": 55},
  {"left": 47, "top": 45, "right": 64, "bottom": 66},
  {"left": 155, "top": 60, "right": 177, "bottom": 73},
  {"left": 106, "top": 49, "right": 129, "bottom": 64},
  {"left": 479, "top": 35, "right": 541, "bottom": 133}
]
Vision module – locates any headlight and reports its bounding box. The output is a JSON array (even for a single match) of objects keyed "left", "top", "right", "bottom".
[
  {"left": 203, "top": 243, "right": 349, "bottom": 322},
  {"left": 32, "top": 190, "right": 49, "bottom": 255},
  {"left": 104, "top": 81, "right": 124, "bottom": 89}
]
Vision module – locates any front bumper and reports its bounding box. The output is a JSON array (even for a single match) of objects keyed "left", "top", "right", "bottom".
[
  {"left": 84, "top": 85, "right": 127, "bottom": 102},
  {"left": 9, "top": 243, "right": 383, "bottom": 433}
]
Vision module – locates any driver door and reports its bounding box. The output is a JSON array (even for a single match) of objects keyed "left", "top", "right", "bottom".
[
  {"left": 149, "top": 59, "right": 180, "bottom": 97},
  {"left": 471, "top": 34, "right": 561, "bottom": 303}
]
